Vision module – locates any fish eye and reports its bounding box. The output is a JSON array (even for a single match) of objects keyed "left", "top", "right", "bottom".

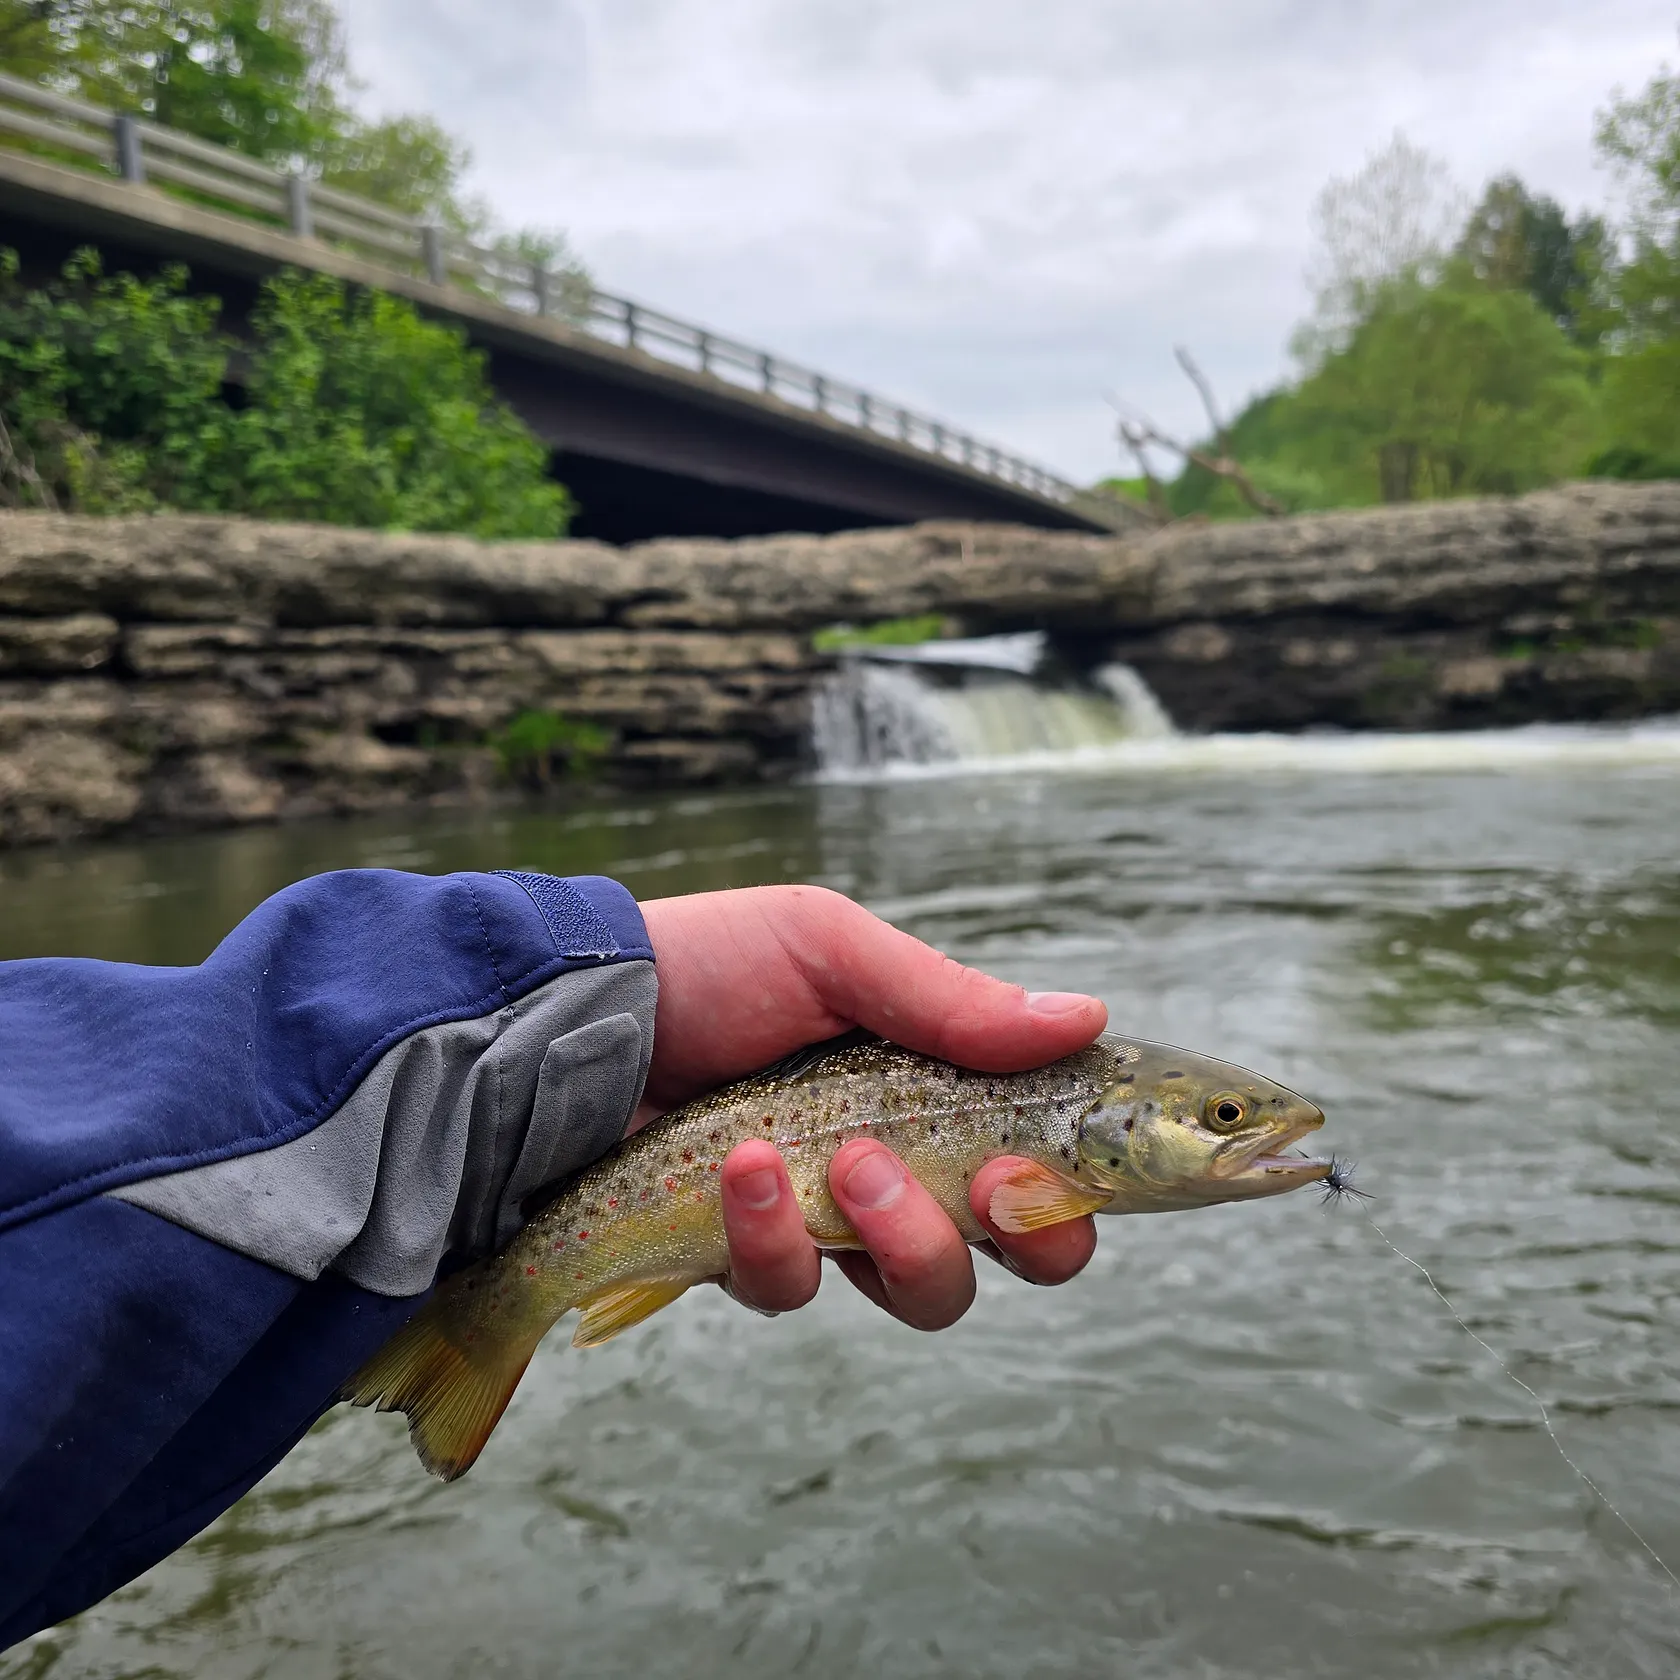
[{"left": 1205, "top": 1093, "right": 1249, "bottom": 1132}]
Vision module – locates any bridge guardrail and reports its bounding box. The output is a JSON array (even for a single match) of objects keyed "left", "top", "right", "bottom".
[{"left": 0, "top": 71, "right": 1134, "bottom": 530}]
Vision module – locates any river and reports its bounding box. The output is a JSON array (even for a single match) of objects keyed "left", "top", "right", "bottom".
[{"left": 3, "top": 742, "right": 1678, "bottom": 1678}]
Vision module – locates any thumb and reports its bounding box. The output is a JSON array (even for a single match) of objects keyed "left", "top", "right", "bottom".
[{"left": 768, "top": 887, "right": 1107, "bottom": 1071}]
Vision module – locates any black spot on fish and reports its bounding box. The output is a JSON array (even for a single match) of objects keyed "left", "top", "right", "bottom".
[
  {"left": 1163, "top": 1070, "right": 1184, "bottom": 1079},
  {"left": 1116, "top": 1073, "right": 1134, "bottom": 1085},
  {"left": 1060, "top": 1145, "right": 1072, "bottom": 1159},
  {"left": 1122, "top": 1117, "right": 1134, "bottom": 1132},
  {"left": 1108, "top": 1157, "right": 1120, "bottom": 1168}
]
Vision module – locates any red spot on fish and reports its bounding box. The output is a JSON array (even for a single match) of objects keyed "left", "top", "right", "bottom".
[
  {"left": 640, "top": 1188, "right": 650, "bottom": 1199},
  {"left": 763, "top": 1117, "right": 774, "bottom": 1128},
  {"left": 682, "top": 1149, "right": 695, "bottom": 1163},
  {"left": 575, "top": 1271, "right": 585, "bottom": 1280},
  {"left": 526, "top": 1265, "right": 537, "bottom": 1276},
  {"left": 709, "top": 1161, "right": 719, "bottom": 1172},
  {"left": 553, "top": 1239, "right": 564, "bottom": 1251},
  {"left": 669, "top": 1222, "right": 678, "bottom": 1230},
  {"left": 608, "top": 1197, "right": 618, "bottom": 1208},
  {"left": 578, "top": 1230, "right": 590, "bottom": 1240},
  {"left": 665, "top": 1176, "right": 677, "bottom": 1192}
]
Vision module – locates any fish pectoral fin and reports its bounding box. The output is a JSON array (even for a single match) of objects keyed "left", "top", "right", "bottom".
[
  {"left": 987, "top": 1161, "right": 1113, "bottom": 1234},
  {"left": 572, "top": 1276, "right": 692, "bottom": 1348},
  {"left": 343, "top": 1296, "right": 541, "bottom": 1483}
]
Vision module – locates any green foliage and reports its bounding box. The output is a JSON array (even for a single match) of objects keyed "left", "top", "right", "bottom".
[
  {"left": 812, "top": 614, "right": 950, "bottom": 652},
  {"left": 228, "top": 271, "right": 572, "bottom": 536},
  {"left": 1456, "top": 174, "right": 1607, "bottom": 341},
  {"left": 23, "top": 1, "right": 346, "bottom": 163},
  {"left": 1290, "top": 267, "right": 1599, "bottom": 502},
  {"left": 0, "top": 250, "right": 572, "bottom": 537},
  {"left": 489, "top": 710, "right": 612, "bottom": 787},
  {"left": 318, "top": 111, "right": 474, "bottom": 224},
  {"left": 0, "top": 2, "right": 586, "bottom": 277},
  {"left": 0, "top": 248, "right": 228, "bottom": 510}
]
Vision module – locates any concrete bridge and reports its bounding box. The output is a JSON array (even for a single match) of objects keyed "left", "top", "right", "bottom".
[{"left": 0, "top": 73, "right": 1138, "bottom": 545}]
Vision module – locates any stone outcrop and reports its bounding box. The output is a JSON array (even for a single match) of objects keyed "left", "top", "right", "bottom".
[{"left": 1, "top": 480, "right": 1677, "bottom": 845}]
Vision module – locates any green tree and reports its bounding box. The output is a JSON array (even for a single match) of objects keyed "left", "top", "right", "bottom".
[
  {"left": 0, "top": 1, "right": 66, "bottom": 82},
  {"left": 1586, "top": 49, "right": 1680, "bottom": 473},
  {"left": 38, "top": 1, "right": 348, "bottom": 163},
  {"left": 1457, "top": 174, "right": 1607, "bottom": 341},
  {"left": 1289, "top": 267, "right": 1599, "bottom": 503},
  {"left": 0, "top": 1, "right": 587, "bottom": 279},
  {"left": 318, "top": 110, "right": 472, "bottom": 222}
]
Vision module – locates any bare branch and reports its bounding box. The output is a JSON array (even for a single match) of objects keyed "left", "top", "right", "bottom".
[{"left": 1173, "top": 345, "right": 1230, "bottom": 455}]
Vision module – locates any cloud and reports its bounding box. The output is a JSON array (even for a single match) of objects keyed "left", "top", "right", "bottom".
[{"left": 336, "top": 0, "right": 1677, "bottom": 481}]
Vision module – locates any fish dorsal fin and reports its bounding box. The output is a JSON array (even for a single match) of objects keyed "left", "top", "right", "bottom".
[
  {"left": 749, "top": 1027, "right": 886, "bottom": 1087},
  {"left": 343, "top": 1296, "right": 540, "bottom": 1482},
  {"left": 987, "top": 1161, "right": 1113, "bottom": 1234},
  {"left": 572, "top": 1276, "right": 692, "bottom": 1348}
]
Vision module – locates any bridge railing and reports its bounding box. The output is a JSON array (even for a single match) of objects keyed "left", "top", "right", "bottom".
[{"left": 0, "top": 71, "right": 1134, "bottom": 529}]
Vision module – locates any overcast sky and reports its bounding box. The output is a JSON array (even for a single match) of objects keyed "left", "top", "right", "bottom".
[{"left": 334, "top": 1, "right": 1676, "bottom": 484}]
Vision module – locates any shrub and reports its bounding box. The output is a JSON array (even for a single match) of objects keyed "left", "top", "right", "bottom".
[
  {"left": 488, "top": 710, "right": 612, "bottom": 787},
  {"left": 0, "top": 250, "right": 572, "bottom": 538}
]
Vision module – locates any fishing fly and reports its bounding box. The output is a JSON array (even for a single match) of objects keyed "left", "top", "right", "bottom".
[
  {"left": 1320, "top": 1162, "right": 1680, "bottom": 1597},
  {"left": 1318, "top": 1154, "right": 1371, "bottom": 1207}
]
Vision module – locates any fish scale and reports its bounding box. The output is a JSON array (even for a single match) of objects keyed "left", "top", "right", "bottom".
[{"left": 346, "top": 1029, "right": 1331, "bottom": 1480}]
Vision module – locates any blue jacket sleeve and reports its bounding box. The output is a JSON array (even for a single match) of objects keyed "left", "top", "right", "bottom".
[{"left": 0, "top": 868, "right": 656, "bottom": 1651}]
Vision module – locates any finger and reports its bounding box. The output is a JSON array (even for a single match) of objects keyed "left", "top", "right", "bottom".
[
  {"left": 828, "top": 1140, "right": 975, "bottom": 1330},
  {"left": 719, "top": 1140, "right": 821, "bottom": 1314},
  {"left": 970, "top": 1155, "right": 1098, "bottom": 1287},
  {"left": 771, "top": 887, "right": 1108, "bottom": 1071}
]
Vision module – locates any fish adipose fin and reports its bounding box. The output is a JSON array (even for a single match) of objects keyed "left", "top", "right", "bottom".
[
  {"left": 343, "top": 1302, "right": 542, "bottom": 1483},
  {"left": 987, "top": 1161, "right": 1112, "bottom": 1233},
  {"left": 572, "top": 1276, "right": 692, "bottom": 1348}
]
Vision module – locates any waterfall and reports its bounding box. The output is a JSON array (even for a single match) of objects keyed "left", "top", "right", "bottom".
[{"left": 810, "top": 635, "right": 1176, "bottom": 775}]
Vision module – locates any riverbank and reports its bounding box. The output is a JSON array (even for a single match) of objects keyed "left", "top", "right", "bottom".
[{"left": 1, "top": 480, "right": 1676, "bottom": 844}]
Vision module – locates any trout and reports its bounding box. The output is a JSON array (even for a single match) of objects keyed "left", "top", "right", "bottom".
[{"left": 346, "top": 1030, "right": 1330, "bottom": 1479}]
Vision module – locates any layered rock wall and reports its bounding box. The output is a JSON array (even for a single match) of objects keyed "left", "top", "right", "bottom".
[{"left": 2, "top": 480, "right": 1678, "bottom": 844}]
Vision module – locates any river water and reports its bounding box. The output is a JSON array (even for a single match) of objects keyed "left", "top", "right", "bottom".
[{"left": 3, "top": 741, "right": 1679, "bottom": 1678}]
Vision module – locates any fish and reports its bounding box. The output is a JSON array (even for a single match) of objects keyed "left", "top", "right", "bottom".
[{"left": 344, "top": 1029, "right": 1330, "bottom": 1479}]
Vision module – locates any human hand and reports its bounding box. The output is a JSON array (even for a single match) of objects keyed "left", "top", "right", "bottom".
[{"left": 638, "top": 885, "right": 1107, "bottom": 1330}]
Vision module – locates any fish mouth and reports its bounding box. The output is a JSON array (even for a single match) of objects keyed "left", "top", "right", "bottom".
[{"left": 1218, "top": 1113, "right": 1332, "bottom": 1196}]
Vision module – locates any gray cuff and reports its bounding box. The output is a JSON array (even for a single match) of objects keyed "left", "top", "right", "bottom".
[{"left": 110, "top": 960, "right": 657, "bottom": 1297}]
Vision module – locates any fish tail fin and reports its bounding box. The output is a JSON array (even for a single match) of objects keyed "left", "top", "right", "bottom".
[{"left": 343, "top": 1296, "right": 545, "bottom": 1482}]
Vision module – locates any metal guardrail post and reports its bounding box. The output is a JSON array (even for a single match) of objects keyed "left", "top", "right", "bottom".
[
  {"left": 285, "top": 173, "right": 312, "bottom": 237},
  {"left": 812, "top": 374, "right": 827, "bottom": 414},
  {"left": 112, "top": 114, "right": 144, "bottom": 183},
  {"left": 931, "top": 422, "right": 945, "bottom": 454},
  {"left": 859, "top": 391, "right": 873, "bottom": 429},
  {"left": 758, "top": 351, "right": 773, "bottom": 393},
  {"left": 624, "top": 302, "right": 640, "bottom": 349},
  {"left": 420, "top": 224, "right": 446, "bottom": 285},
  {"left": 898, "top": 409, "right": 911, "bottom": 442},
  {"left": 532, "top": 262, "right": 549, "bottom": 316},
  {"left": 697, "top": 331, "right": 712, "bottom": 374}
]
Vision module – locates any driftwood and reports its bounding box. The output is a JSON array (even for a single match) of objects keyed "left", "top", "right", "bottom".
[{"left": 1113, "top": 347, "right": 1285, "bottom": 521}]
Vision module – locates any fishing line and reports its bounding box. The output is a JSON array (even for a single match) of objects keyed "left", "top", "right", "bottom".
[{"left": 1355, "top": 1207, "right": 1680, "bottom": 1596}]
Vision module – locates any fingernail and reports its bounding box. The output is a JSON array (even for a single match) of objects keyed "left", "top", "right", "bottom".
[
  {"left": 840, "top": 1147, "right": 905, "bottom": 1210},
  {"left": 1027, "top": 991, "right": 1092, "bottom": 1018},
  {"left": 732, "top": 1166, "right": 781, "bottom": 1211}
]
